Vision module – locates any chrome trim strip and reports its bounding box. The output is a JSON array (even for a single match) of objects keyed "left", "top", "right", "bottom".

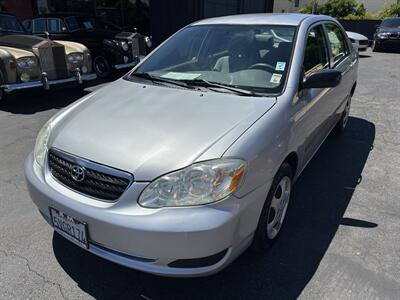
[
  {"left": 1, "top": 73, "right": 97, "bottom": 92},
  {"left": 114, "top": 62, "right": 136, "bottom": 70}
]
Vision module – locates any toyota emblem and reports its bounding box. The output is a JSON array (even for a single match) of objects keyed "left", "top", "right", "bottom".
[{"left": 70, "top": 165, "right": 86, "bottom": 182}]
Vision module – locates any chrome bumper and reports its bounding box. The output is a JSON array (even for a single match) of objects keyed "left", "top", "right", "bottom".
[
  {"left": 113, "top": 61, "right": 137, "bottom": 70},
  {"left": 1, "top": 72, "right": 97, "bottom": 93}
]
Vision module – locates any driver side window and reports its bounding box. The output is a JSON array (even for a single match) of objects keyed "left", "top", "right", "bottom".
[{"left": 303, "top": 25, "right": 329, "bottom": 77}]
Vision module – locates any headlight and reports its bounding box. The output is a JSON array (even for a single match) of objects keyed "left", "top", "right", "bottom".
[
  {"left": 377, "top": 32, "right": 389, "bottom": 39},
  {"left": 119, "top": 41, "right": 129, "bottom": 51},
  {"left": 17, "top": 57, "right": 37, "bottom": 69},
  {"left": 67, "top": 53, "right": 84, "bottom": 63},
  {"left": 34, "top": 120, "right": 52, "bottom": 168},
  {"left": 138, "top": 158, "right": 246, "bottom": 208}
]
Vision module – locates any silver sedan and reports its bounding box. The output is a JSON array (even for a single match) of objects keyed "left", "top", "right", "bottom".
[{"left": 25, "top": 13, "right": 358, "bottom": 277}]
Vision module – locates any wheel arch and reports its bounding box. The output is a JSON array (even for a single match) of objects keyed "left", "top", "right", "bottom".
[{"left": 283, "top": 151, "right": 299, "bottom": 179}]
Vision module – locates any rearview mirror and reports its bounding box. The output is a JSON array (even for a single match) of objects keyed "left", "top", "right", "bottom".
[{"left": 302, "top": 69, "right": 342, "bottom": 89}]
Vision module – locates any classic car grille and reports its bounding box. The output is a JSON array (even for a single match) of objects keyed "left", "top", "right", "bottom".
[
  {"left": 48, "top": 149, "right": 132, "bottom": 201},
  {"left": 359, "top": 40, "right": 369, "bottom": 46},
  {"left": 38, "top": 43, "right": 69, "bottom": 80}
]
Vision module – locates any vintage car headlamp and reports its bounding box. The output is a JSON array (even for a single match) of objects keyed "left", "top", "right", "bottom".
[
  {"left": 17, "top": 57, "right": 38, "bottom": 69},
  {"left": 34, "top": 120, "right": 53, "bottom": 168},
  {"left": 20, "top": 73, "right": 31, "bottom": 82},
  {"left": 119, "top": 41, "right": 129, "bottom": 51},
  {"left": 138, "top": 158, "right": 246, "bottom": 208},
  {"left": 377, "top": 32, "right": 389, "bottom": 39},
  {"left": 67, "top": 53, "right": 84, "bottom": 63}
]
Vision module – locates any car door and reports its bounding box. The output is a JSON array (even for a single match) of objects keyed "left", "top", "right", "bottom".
[
  {"left": 294, "top": 24, "right": 332, "bottom": 168},
  {"left": 323, "top": 22, "right": 356, "bottom": 126}
]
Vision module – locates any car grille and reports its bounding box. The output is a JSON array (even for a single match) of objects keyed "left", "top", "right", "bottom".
[
  {"left": 38, "top": 42, "right": 69, "bottom": 80},
  {"left": 48, "top": 149, "right": 132, "bottom": 201},
  {"left": 359, "top": 40, "right": 369, "bottom": 46},
  {"left": 389, "top": 32, "right": 400, "bottom": 39}
]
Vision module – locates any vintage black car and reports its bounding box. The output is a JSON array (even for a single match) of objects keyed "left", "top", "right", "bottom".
[
  {"left": 0, "top": 13, "right": 96, "bottom": 102},
  {"left": 372, "top": 17, "right": 400, "bottom": 52},
  {"left": 23, "top": 15, "right": 149, "bottom": 78}
]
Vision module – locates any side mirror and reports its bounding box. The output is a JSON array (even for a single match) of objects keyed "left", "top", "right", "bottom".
[
  {"left": 302, "top": 69, "right": 342, "bottom": 89},
  {"left": 375, "top": 24, "right": 380, "bottom": 30}
]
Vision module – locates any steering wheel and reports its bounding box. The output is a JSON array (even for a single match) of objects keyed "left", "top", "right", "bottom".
[{"left": 249, "top": 63, "right": 276, "bottom": 73}]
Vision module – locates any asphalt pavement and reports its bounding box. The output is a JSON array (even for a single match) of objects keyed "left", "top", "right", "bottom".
[{"left": 0, "top": 49, "right": 399, "bottom": 299}]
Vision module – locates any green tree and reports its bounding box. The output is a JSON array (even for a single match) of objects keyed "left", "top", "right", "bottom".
[
  {"left": 298, "top": 0, "right": 367, "bottom": 19},
  {"left": 298, "top": 0, "right": 322, "bottom": 14},
  {"left": 378, "top": 3, "right": 400, "bottom": 18},
  {"left": 322, "top": 0, "right": 365, "bottom": 18}
]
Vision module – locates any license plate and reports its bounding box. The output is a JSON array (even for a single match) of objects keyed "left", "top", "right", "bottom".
[{"left": 49, "top": 207, "right": 88, "bottom": 249}]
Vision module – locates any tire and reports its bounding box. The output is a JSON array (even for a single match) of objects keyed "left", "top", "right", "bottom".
[
  {"left": 334, "top": 96, "right": 351, "bottom": 134},
  {"left": 93, "top": 55, "right": 112, "bottom": 78},
  {"left": 372, "top": 40, "right": 381, "bottom": 52},
  {"left": 252, "top": 162, "right": 293, "bottom": 251}
]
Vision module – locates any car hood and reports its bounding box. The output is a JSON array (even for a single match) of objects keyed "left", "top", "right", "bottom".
[{"left": 50, "top": 79, "right": 276, "bottom": 181}]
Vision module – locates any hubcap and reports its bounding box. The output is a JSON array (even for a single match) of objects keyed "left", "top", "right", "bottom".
[{"left": 266, "top": 176, "right": 291, "bottom": 239}]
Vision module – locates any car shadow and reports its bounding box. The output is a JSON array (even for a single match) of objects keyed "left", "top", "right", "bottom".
[
  {"left": 52, "top": 116, "right": 375, "bottom": 300},
  {"left": 358, "top": 54, "right": 371, "bottom": 58},
  {"left": 0, "top": 78, "right": 110, "bottom": 115}
]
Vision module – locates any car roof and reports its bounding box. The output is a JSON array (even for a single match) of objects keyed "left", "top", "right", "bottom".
[{"left": 192, "top": 13, "right": 335, "bottom": 27}]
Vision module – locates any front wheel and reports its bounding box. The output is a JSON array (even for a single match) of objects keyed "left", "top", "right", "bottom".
[
  {"left": 252, "top": 162, "right": 293, "bottom": 251},
  {"left": 93, "top": 55, "right": 112, "bottom": 78}
]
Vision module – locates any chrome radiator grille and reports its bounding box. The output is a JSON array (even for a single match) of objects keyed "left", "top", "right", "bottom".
[
  {"left": 48, "top": 149, "right": 132, "bottom": 201},
  {"left": 38, "top": 43, "right": 69, "bottom": 80}
]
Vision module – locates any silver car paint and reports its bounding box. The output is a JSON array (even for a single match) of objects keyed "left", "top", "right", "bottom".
[
  {"left": 49, "top": 79, "right": 277, "bottom": 181},
  {"left": 25, "top": 14, "right": 358, "bottom": 277}
]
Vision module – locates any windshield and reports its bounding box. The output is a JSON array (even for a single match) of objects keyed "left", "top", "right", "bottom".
[
  {"left": 64, "top": 16, "right": 81, "bottom": 32},
  {"left": 130, "top": 25, "right": 296, "bottom": 94},
  {"left": 381, "top": 18, "right": 400, "bottom": 28},
  {"left": 0, "top": 14, "right": 25, "bottom": 33}
]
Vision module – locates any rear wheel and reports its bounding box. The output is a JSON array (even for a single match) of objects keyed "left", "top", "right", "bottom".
[
  {"left": 252, "top": 162, "right": 293, "bottom": 251},
  {"left": 93, "top": 55, "right": 112, "bottom": 78},
  {"left": 372, "top": 40, "right": 382, "bottom": 52}
]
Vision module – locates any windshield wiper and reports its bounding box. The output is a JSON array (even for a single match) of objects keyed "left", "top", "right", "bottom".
[
  {"left": 130, "top": 72, "right": 195, "bottom": 89},
  {"left": 182, "top": 79, "right": 261, "bottom": 97}
]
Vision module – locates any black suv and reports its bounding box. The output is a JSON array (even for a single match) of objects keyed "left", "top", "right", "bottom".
[
  {"left": 23, "top": 15, "right": 150, "bottom": 78},
  {"left": 373, "top": 18, "right": 400, "bottom": 52}
]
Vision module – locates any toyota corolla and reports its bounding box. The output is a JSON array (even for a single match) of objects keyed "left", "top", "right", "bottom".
[{"left": 25, "top": 14, "right": 358, "bottom": 277}]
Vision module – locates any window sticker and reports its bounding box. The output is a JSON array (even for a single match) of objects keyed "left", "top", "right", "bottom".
[
  {"left": 161, "top": 72, "right": 201, "bottom": 80},
  {"left": 275, "top": 61, "right": 286, "bottom": 71},
  {"left": 270, "top": 73, "right": 283, "bottom": 84}
]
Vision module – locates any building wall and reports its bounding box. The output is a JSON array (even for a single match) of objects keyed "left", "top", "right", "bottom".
[
  {"left": 151, "top": 0, "right": 274, "bottom": 45},
  {"left": 3, "top": 0, "right": 36, "bottom": 20},
  {"left": 273, "top": 0, "right": 399, "bottom": 13}
]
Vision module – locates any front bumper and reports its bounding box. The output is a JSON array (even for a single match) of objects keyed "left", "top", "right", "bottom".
[
  {"left": 1, "top": 72, "right": 97, "bottom": 93},
  {"left": 375, "top": 38, "right": 400, "bottom": 50},
  {"left": 24, "top": 152, "right": 266, "bottom": 277}
]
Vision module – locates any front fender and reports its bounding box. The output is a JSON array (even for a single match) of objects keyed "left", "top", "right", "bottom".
[{"left": 0, "top": 48, "right": 18, "bottom": 83}]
